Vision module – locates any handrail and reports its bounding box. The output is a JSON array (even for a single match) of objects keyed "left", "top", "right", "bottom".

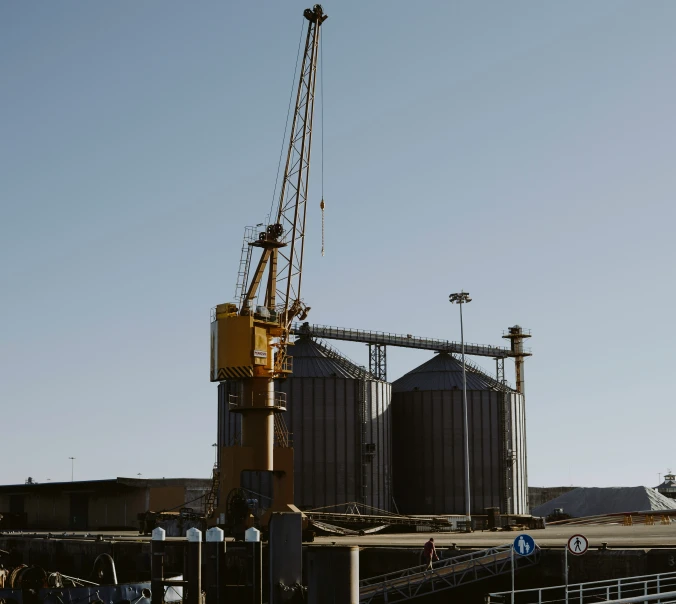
[
  {"left": 600, "top": 592, "right": 676, "bottom": 604},
  {"left": 228, "top": 392, "right": 287, "bottom": 410},
  {"left": 488, "top": 571, "right": 676, "bottom": 604},
  {"left": 360, "top": 544, "right": 512, "bottom": 586}
]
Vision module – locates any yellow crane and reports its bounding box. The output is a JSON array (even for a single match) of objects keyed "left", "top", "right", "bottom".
[{"left": 209, "top": 4, "right": 327, "bottom": 530}]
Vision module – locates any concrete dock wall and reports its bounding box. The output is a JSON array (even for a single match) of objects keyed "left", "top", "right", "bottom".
[{"left": 2, "top": 536, "right": 676, "bottom": 599}]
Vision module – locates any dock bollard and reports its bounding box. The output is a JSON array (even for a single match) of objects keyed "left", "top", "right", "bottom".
[
  {"left": 186, "top": 528, "right": 202, "bottom": 604},
  {"left": 245, "top": 527, "right": 262, "bottom": 604},
  {"left": 205, "top": 527, "right": 225, "bottom": 604},
  {"left": 150, "top": 528, "right": 166, "bottom": 604},
  {"left": 307, "top": 546, "right": 359, "bottom": 604}
]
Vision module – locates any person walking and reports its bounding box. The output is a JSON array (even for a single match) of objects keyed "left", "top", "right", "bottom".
[{"left": 422, "top": 537, "right": 439, "bottom": 573}]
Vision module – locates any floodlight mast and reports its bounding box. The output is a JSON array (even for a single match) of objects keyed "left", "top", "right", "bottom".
[{"left": 449, "top": 291, "right": 472, "bottom": 531}]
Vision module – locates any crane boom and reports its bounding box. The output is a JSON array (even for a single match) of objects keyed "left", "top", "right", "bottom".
[{"left": 276, "top": 4, "right": 325, "bottom": 325}]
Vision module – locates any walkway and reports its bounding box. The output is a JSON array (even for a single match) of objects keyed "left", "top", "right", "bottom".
[{"left": 359, "top": 544, "right": 539, "bottom": 603}]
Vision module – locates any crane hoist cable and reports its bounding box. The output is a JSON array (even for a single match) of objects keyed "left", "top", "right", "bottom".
[
  {"left": 267, "top": 20, "right": 306, "bottom": 227},
  {"left": 320, "top": 26, "right": 325, "bottom": 257},
  {"left": 320, "top": 198, "right": 325, "bottom": 256}
]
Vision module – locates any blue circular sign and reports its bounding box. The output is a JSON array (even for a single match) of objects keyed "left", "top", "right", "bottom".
[{"left": 513, "top": 533, "right": 536, "bottom": 556}]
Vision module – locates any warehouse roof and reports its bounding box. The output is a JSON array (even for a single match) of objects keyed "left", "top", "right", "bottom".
[
  {"left": 0, "top": 477, "right": 210, "bottom": 493},
  {"left": 392, "top": 352, "right": 510, "bottom": 393}
]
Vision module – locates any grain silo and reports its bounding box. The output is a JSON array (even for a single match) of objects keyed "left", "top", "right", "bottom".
[
  {"left": 217, "top": 336, "right": 392, "bottom": 512},
  {"left": 391, "top": 352, "right": 527, "bottom": 516}
]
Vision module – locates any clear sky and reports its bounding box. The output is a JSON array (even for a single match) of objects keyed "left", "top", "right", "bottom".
[{"left": 2, "top": 1, "right": 675, "bottom": 489}]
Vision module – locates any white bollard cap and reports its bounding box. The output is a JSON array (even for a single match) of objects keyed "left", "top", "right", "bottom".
[
  {"left": 245, "top": 527, "right": 260, "bottom": 543},
  {"left": 186, "top": 527, "right": 202, "bottom": 542},
  {"left": 206, "top": 527, "right": 224, "bottom": 542},
  {"left": 152, "top": 527, "right": 166, "bottom": 541}
]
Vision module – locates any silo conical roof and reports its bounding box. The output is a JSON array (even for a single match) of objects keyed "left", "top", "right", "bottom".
[
  {"left": 289, "top": 336, "right": 369, "bottom": 379},
  {"left": 392, "top": 352, "right": 506, "bottom": 393}
]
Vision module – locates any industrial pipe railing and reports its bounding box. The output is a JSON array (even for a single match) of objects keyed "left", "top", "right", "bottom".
[
  {"left": 487, "top": 570, "right": 676, "bottom": 604},
  {"left": 228, "top": 392, "right": 287, "bottom": 412}
]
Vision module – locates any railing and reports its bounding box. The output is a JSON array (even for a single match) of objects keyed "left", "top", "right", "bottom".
[
  {"left": 549, "top": 511, "right": 676, "bottom": 527},
  {"left": 210, "top": 302, "right": 284, "bottom": 325},
  {"left": 291, "top": 323, "right": 531, "bottom": 358},
  {"left": 276, "top": 355, "right": 293, "bottom": 374},
  {"left": 487, "top": 571, "right": 676, "bottom": 604},
  {"left": 315, "top": 338, "right": 372, "bottom": 379},
  {"left": 228, "top": 392, "right": 287, "bottom": 411},
  {"left": 203, "top": 463, "right": 219, "bottom": 517},
  {"left": 274, "top": 414, "right": 292, "bottom": 448},
  {"left": 503, "top": 328, "right": 532, "bottom": 337},
  {"left": 360, "top": 544, "right": 539, "bottom": 603}
]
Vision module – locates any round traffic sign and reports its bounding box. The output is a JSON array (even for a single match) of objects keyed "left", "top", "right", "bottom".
[
  {"left": 513, "top": 534, "right": 536, "bottom": 557},
  {"left": 567, "top": 534, "right": 589, "bottom": 555}
]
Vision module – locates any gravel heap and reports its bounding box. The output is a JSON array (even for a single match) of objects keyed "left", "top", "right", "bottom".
[{"left": 532, "top": 487, "right": 676, "bottom": 518}]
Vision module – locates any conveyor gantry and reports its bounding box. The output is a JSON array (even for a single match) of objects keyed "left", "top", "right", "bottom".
[
  {"left": 290, "top": 322, "right": 531, "bottom": 383},
  {"left": 291, "top": 323, "right": 526, "bottom": 358}
]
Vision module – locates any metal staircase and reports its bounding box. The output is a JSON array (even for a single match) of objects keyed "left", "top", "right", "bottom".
[{"left": 359, "top": 544, "right": 540, "bottom": 603}]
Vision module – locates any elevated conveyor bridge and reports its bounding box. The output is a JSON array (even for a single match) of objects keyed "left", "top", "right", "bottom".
[
  {"left": 292, "top": 323, "right": 524, "bottom": 358},
  {"left": 291, "top": 322, "right": 531, "bottom": 382}
]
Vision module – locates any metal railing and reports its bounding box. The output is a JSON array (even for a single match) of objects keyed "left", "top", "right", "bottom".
[
  {"left": 291, "top": 323, "right": 531, "bottom": 359},
  {"left": 228, "top": 392, "right": 287, "bottom": 411},
  {"left": 314, "top": 338, "right": 373, "bottom": 379},
  {"left": 360, "top": 544, "right": 540, "bottom": 603},
  {"left": 487, "top": 571, "right": 676, "bottom": 604},
  {"left": 276, "top": 354, "right": 293, "bottom": 374},
  {"left": 274, "top": 414, "right": 292, "bottom": 448}
]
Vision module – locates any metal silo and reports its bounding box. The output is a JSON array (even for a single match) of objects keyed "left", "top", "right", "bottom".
[
  {"left": 218, "top": 336, "right": 392, "bottom": 512},
  {"left": 391, "top": 352, "right": 527, "bottom": 516}
]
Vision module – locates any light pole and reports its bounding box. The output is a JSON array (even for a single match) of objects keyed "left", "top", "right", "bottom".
[
  {"left": 212, "top": 443, "right": 218, "bottom": 466},
  {"left": 69, "top": 457, "right": 76, "bottom": 482},
  {"left": 449, "top": 291, "right": 472, "bottom": 531}
]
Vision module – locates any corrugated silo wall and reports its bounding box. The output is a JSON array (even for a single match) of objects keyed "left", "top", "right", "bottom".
[
  {"left": 392, "top": 389, "right": 517, "bottom": 516},
  {"left": 510, "top": 393, "right": 528, "bottom": 514},
  {"left": 217, "top": 378, "right": 392, "bottom": 511},
  {"left": 217, "top": 381, "right": 241, "bottom": 448}
]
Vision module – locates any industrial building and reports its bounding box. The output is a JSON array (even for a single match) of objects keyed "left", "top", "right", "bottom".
[{"left": 0, "top": 477, "right": 210, "bottom": 531}]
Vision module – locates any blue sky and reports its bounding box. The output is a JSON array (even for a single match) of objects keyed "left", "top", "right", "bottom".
[{"left": 2, "top": 1, "right": 675, "bottom": 489}]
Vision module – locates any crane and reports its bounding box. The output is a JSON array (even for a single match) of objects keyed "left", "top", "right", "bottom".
[{"left": 209, "top": 4, "right": 327, "bottom": 530}]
